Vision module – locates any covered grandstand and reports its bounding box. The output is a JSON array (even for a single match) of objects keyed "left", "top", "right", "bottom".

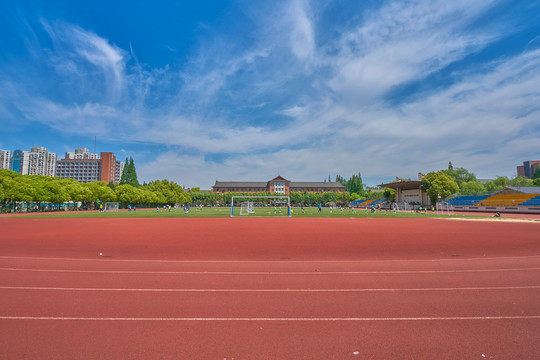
[{"left": 448, "top": 187, "right": 540, "bottom": 213}]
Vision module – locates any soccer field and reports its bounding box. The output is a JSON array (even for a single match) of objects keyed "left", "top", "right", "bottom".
[{"left": 10, "top": 205, "right": 486, "bottom": 219}]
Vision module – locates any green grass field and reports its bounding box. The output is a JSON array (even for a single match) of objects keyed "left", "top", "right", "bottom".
[{"left": 14, "top": 206, "right": 482, "bottom": 219}]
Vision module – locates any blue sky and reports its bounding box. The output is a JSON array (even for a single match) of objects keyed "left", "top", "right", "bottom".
[{"left": 1, "top": 0, "right": 539, "bottom": 189}]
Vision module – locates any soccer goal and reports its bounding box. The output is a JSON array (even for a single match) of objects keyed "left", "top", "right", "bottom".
[
  {"left": 436, "top": 202, "right": 454, "bottom": 215},
  {"left": 392, "top": 202, "right": 412, "bottom": 212},
  {"left": 240, "top": 201, "right": 255, "bottom": 215},
  {"left": 103, "top": 202, "right": 119, "bottom": 212},
  {"left": 231, "top": 196, "right": 291, "bottom": 217}
]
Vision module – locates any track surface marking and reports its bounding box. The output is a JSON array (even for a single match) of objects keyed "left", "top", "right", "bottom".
[{"left": 1, "top": 217, "right": 539, "bottom": 359}]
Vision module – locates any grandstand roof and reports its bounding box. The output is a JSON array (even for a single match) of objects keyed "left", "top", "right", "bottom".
[
  {"left": 496, "top": 187, "right": 540, "bottom": 194},
  {"left": 379, "top": 180, "right": 422, "bottom": 190}
]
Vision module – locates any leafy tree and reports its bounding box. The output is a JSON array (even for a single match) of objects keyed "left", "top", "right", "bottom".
[
  {"left": 62, "top": 179, "right": 92, "bottom": 202},
  {"left": 460, "top": 181, "right": 486, "bottom": 194},
  {"left": 421, "top": 171, "right": 459, "bottom": 204},
  {"left": 0, "top": 169, "right": 21, "bottom": 178},
  {"left": 509, "top": 176, "right": 534, "bottom": 187},
  {"left": 144, "top": 179, "right": 191, "bottom": 204},
  {"left": 289, "top": 191, "right": 303, "bottom": 205},
  {"left": 115, "top": 184, "right": 142, "bottom": 204},
  {"left": 120, "top": 157, "right": 140, "bottom": 187},
  {"left": 534, "top": 178, "right": 540, "bottom": 186},
  {"left": 85, "top": 181, "right": 117, "bottom": 202},
  {"left": 534, "top": 167, "right": 540, "bottom": 179},
  {"left": 139, "top": 188, "right": 159, "bottom": 204},
  {"left": 485, "top": 176, "right": 510, "bottom": 192},
  {"left": 443, "top": 163, "right": 476, "bottom": 186},
  {"left": 336, "top": 173, "right": 365, "bottom": 197},
  {"left": 383, "top": 188, "right": 396, "bottom": 202},
  {"left": 337, "top": 191, "right": 351, "bottom": 204}
]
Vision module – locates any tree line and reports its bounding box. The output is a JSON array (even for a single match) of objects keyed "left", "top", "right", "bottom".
[{"left": 0, "top": 169, "right": 191, "bottom": 212}]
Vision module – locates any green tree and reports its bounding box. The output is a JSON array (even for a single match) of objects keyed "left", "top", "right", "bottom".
[
  {"left": 322, "top": 191, "right": 338, "bottom": 204},
  {"left": 460, "top": 181, "right": 486, "bottom": 194},
  {"left": 485, "top": 176, "right": 510, "bottom": 192},
  {"left": 443, "top": 163, "right": 477, "bottom": 186},
  {"left": 86, "top": 181, "right": 117, "bottom": 202},
  {"left": 383, "top": 188, "right": 396, "bottom": 202},
  {"left": 337, "top": 191, "right": 351, "bottom": 204},
  {"left": 509, "top": 176, "right": 534, "bottom": 187},
  {"left": 144, "top": 179, "right": 191, "bottom": 204},
  {"left": 62, "top": 179, "right": 92, "bottom": 203},
  {"left": 115, "top": 184, "right": 142, "bottom": 204},
  {"left": 120, "top": 157, "right": 140, "bottom": 187},
  {"left": 533, "top": 167, "right": 540, "bottom": 179},
  {"left": 421, "top": 171, "right": 459, "bottom": 204},
  {"left": 336, "top": 173, "right": 365, "bottom": 197}
]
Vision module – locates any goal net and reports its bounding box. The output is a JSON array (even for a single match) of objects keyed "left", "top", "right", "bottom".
[
  {"left": 231, "top": 196, "right": 291, "bottom": 217},
  {"left": 436, "top": 202, "right": 454, "bottom": 215},
  {"left": 392, "top": 202, "right": 412, "bottom": 212},
  {"left": 240, "top": 201, "right": 255, "bottom": 215},
  {"left": 103, "top": 202, "right": 119, "bottom": 212}
]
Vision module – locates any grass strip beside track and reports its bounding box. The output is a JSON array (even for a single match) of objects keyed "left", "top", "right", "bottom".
[{"left": 9, "top": 207, "right": 491, "bottom": 219}]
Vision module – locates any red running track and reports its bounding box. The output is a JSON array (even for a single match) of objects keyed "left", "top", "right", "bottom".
[{"left": 1, "top": 217, "right": 539, "bottom": 359}]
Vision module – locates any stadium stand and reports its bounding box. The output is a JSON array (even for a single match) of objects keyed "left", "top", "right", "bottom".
[
  {"left": 475, "top": 193, "right": 539, "bottom": 206},
  {"left": 351, "top": 199, "right": 386, "bottom": 207},
  {"left": 521, "top": 194, "right": 540, "bottom": 206},
  {"left": 447, "top": 195, "right": 490, "bottom": 206}
]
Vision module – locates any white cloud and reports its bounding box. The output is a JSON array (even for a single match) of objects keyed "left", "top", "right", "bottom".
[
  {"left": 2, "top": 0, "right": 539, "bottom": 187},
  {"left": 328, "top": 0, "right": 498, "bottom": 103},
  {"left": 41, "top": 20, "right": 127, "bottom": 102},
  {"left": 287, "top": 0, "right": 315, "bottom": 60}
]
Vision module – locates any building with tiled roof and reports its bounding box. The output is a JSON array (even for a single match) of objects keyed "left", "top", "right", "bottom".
[{"left": 212, "top": 176, "right": 345, "bottom": 194}]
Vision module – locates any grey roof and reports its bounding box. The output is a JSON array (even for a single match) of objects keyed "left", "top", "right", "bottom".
[
  {"left": 499, "top": 187, "right": 540, "bottom": 194},
  {"left": 290, "top": 182, "right": 344, "bottom": 188},
  {"left": 213, "top": 181, "right": 268, "bottom": 188},
  {"left": 378, "top": 180, "right": 422, "bottom": 190},
  {"left": 213, "top": 180, "right": 345, "bottom": 189}
]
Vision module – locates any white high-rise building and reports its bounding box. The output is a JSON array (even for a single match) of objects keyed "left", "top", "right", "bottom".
[
  {"left": 65, "top": 148, "right": 99, "bottom": 160},
  {"left": 11, "top": 147, "right": 57, "bottom": 176},
  {"left": 0, "top": 149, "right": 11, "bottom": 169}
]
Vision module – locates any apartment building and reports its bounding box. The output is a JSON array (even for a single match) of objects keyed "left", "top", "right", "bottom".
[
  {"left": 0, "top": 149, "right": 11, "bottom": 169},
  {"left": 56, "top": 150, "right": 123, "bottom": 183},
  {"left": 10, "top": 147, "right": 57, "bottom": 176}
]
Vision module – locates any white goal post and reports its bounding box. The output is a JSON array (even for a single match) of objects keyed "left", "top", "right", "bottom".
[
  {"left": 392, "top": 202, "right": 412, "bottom": 212},
  {"left": 103, "top": 202, "right": 119, "bottom": 212},
  {"left": 239, "top": 201, "right": 255, "bottom": 215},
  {"left": 231, "top": 196, "right": 291, "bottom": 217},
  {"left": 436, "top": 202, "right": 454, "bottom": 215}
]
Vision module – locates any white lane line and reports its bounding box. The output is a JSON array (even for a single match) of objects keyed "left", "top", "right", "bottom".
[
  {"left": 1, "top": 316, "right": 539, "bottom": 321},
  {"left": 1, "top": 286, "right": 540, "bottom": 292},
  {"left": 2, "top": 255, "right": 540, "bottom": 263},
  {"left": 2, "top": 267, "right": 540, "bottom": 275}
]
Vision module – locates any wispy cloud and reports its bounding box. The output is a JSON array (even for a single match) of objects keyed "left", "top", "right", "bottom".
[{"left": 40, "top": 21, "right": 127, "bottom": 102}]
